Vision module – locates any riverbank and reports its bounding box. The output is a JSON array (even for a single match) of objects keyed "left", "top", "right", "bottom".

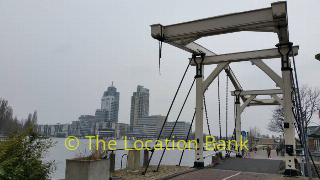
[{"left": 46, "top": 138, "right": 212, "bottom": 179}]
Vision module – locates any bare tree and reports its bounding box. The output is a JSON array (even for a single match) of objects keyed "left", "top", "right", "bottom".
[
  {"left": 268, "top": 107, "right": 284, "bottom": 133},
  {"left": 300, "top": 86, "right": 320, "bottom": 126},
  {"left": 268, "top": 85, "right": 320, "bottom": 133}
]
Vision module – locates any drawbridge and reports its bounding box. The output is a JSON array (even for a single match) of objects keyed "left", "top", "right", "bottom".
[{"left": 142, "top": 1, "right": 317, "bottom": 178}]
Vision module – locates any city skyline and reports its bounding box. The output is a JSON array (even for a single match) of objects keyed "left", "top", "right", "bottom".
[
  {"left": 37, "top": 83, "right": 152, "bottom": 125},
  {"left": 36, "top": 83, "right": 192, "bottom": 139}
]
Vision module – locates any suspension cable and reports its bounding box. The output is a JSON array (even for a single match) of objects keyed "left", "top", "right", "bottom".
[
  {"left": 158, "top": 40, "right": 163, "bottom": 75},
  {"left": 142, "top": 62, "right": 190, "bottom": 175},
  {"left": 293, "top": 111, "right": 320, "bottom": 178},
  {"left": 233, "top": 96, "right": 236, "bottom": 139},
  {"left": 292, "top": 107, "right": 320, "bottom": 178},
  {"left": 177, "top": 110, "right": 196, "bottom": 166},
  {"left": 218, "top": 75, "right": 222, "bottom": 139},
  {"left": 156, "top": 78, "right": 196, "bottom": 171},
  {"left": 291, "top": 49, "right": 319, "bottom": 178},
  {"left": 290, "top": 69, "right": 309, "bottom": 176},
  {"left": 204, "top": 95, "right": 212, "bottom": 136},
  {"left": 225, "top": 74, "right": 229, "bottom": 141},
  {"left": 158, "top": 27, "right": 164, "bottom": 75}
]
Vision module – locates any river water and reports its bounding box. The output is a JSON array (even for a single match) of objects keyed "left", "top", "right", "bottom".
[{"left": 46, "top": 138, "right": 214, "bottom": 180}]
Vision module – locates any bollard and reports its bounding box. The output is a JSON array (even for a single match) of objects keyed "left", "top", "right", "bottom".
[
  {"left": 127, "top": 150, "right": 141, "bottom": 171},
  {"left": 143, "top": 149, "right": 149, "bottom": 167},
  {"left": 109, "top": 151, "right": 115, "bottom": 173},
  {"left": 211, "top": 155, "right": 219, "bottom": 166},
  {"left": 225, "top": 150, "right": 230, "bottom": 158},
  {"left": 66, "top": 158, "right": 110, "bottom": 180}
]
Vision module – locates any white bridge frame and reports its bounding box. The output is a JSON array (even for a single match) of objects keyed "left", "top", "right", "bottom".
[
  {"left": 231, "top": 88, "right": 283, "bottom": 149},
  {"left": 151, "top": 1, "right": 298, "bottom": 175}
]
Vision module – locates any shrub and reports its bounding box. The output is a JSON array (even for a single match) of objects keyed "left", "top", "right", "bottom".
[{"left": 0, "top": 129, "right": 55, "bottom": 180}]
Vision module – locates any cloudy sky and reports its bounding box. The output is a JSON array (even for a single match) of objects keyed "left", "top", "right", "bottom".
[{"left": 0, "top": 0, "right": 319, "bottom": 136}]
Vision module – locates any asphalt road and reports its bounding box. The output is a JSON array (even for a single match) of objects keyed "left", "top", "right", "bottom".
[
  {"left": 170, "top": 168, "right": 306, "bottom": 180},
  {"left": 212, "top": 158, "right": 284, "bottom": 174},
  {"left": 170, "top": 150, "right": 307, "bottom": 180}
]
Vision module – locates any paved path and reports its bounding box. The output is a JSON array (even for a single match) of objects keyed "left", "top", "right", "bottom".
[
  {"left": 212, "top": 158, "right": 284, "bottom": 174},
  {"left": 248, "top": 149, "right": 284, "bottom": 160},
  {"left": 113, "top": 150, "right": 308, "bottom": 180},
  {"left": 170, "top": 168, "right": 306, "bottom": 180},
  {"left": 169, "top": 150, "right": 307, "bottom": 180}
]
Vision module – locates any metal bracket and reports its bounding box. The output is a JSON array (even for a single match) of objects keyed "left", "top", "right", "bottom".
[
  {"left": 276, "top": 42, "right": 293, "bottom": 71},
  {"left": 194, "top": 53, "right": 205, "bottom": 78},
  {"left": 234, "top": 90, "right": 242, "bottom": 104}
]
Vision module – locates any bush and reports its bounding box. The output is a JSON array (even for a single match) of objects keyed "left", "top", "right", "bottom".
[{"left": 0, "top": 129, "right": 55, "bottom": 180}]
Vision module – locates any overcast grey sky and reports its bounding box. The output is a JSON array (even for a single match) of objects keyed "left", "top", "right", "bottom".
[{"left": 0, "top": 0, "right": 319, "bottom": 136}]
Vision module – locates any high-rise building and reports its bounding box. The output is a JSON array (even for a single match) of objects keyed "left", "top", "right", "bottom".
[
  {"left": 130, "top": 85, "right": 149, "bottom": 131},
  {"left": 100, "top": 83, "right": 120, "bottom": 123},
  {"left": 115, "top": 123, "right": 129, "bottom": 138},
  {"left": 69, "top": 121, "right": 80, "bottom": 136},
  {"left": 95, "top": 121, "right": 116, "bottom": 137},
  {"left": 79, "top": 115, "right": 95, "bottom": 136},
  {"left": 162, "top": 121, "right": 190, "bottom": 139},
  {"left": 131, "top": 115, "right": 165, "bottom": 138}
]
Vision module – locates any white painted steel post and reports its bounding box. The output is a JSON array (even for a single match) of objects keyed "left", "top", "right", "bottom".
[
  {"left": 277, "top": 43, "right": 297, "bottom": 175},
  {"left": 234, "top": 91, "right": 241, "bottom": 155},
  {"left": 272, "top": 2, "right": 299, "bottom": 174},
  {"left": 194, "top": 55, "right": 204, "bottom": 168}
]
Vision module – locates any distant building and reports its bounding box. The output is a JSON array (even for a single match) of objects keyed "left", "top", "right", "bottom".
[
  {"left": 36, "top": 83, "right": 123, "bottom": 138},
  {"left": 130, "top": 85, "right": 149, "bottom": 131},
  {"left": 131, "top": 115, "right": 165, "bottom": 138},
  {"left": 95, "top": 121, "right": 116, "bottom": 137},
  {"left": 49, "top": 125, "right": 55, "bottom": 136},
  {"left": 100, "top": 83, "right": 120, "bottom": 123},
  {"left": 37, "top": 125, "right": 45, "bottom": 135},
  {"left": 69, "top": 121, "right": 80, "bottom": 136},
  {"left": 255, "top": 138, "right": 277, "bottom": 147},
  {"left": 85, "top": 83, "right": 120, "bottom": 138},
  {"left": 37, "top": 124, "right": 70, "bottom": 137},
  {"left": 307, "top": 126, "right": 320, "bottom": 153},
  {"left": 116, "top": 123, "right": 129, "bottom": 138},
  {"left": 54, "top": 124, "right": 70, "bottom": 137},
  {"left": 37, "top": 124, "right": 50, "bottom": 136},
  {"left": 79, "top": 115, "right": 95, "bottom": 136},
  {"left": 162, "top": 121, "right": 190, "bottom": 139},
  {"left": 95, "top": 110, "right": 114, "bottom": 127}
]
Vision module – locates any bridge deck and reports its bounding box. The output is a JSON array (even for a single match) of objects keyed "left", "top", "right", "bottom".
[
  {"left": 169, "top": 150, "right": 306, "bottom": 180},
  {"left": 170, "top": 168, "right": 306, "bottom": 180},
  {"left": 212, "top": 158, "right": 284, "bottom": 174}
]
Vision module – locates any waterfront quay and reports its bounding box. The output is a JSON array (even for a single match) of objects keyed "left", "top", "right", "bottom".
[
  {"left": 111, "top": 151, "right": 309, "bottom": 180},
  {"left": 113, "top": 165, "right": 193, "bottom": 180}
]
